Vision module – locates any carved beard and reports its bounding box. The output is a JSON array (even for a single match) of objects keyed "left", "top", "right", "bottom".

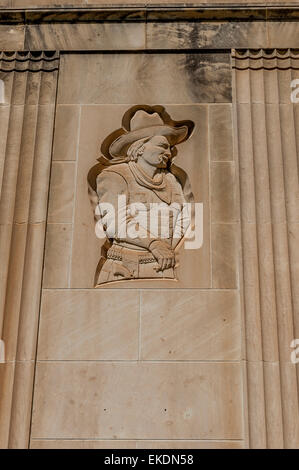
[
  {"left": 128, "top": 161, "right": 172, "bottom": 205},
  {"left": 157, "top": 154, "right": 169, "bottom": 168}
]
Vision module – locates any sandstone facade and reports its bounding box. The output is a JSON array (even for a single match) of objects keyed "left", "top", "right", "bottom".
[{"left": 0, "top": 2, "right": 299, "bottom": 449}]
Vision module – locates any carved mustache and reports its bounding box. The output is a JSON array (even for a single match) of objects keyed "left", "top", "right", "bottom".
[{"left": 160, "top": 153, "right": 170, "bottom": 163}]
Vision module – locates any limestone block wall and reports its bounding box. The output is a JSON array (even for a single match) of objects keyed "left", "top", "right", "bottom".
[
  {"left": 28, "top": 51, "right": 244, "bottom": 449},
  {"left": 0, "top": 6, "right": 299, "bottom": 449}
]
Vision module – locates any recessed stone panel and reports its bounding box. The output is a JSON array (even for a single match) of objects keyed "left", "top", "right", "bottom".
[
  {"left": 140, "top": 290, "right": 241, "bottom": 360},
  {"left": 42, "top": 224, "right": 72, "bottom": 288},
  {"left": 57, "top": 53, "right": 231, "bottom": 105},
  {"left": 47, "top": 162, "right": 76, "bottom": 223},
  {"left": 37, "top": 289, "right": 139, "bottom": 360},
  {"left": 30, "top": 50, "right": 243, "bottom": 449},
  {"left": 209, "top": 104, "right": 233, "bottom": 161},
  {"left": 52, "top": 105, "right": 80, "bottom": 161},
  {"left": 70, "top": 104, "right": 211, "bottom": 288},
  {"left": 31, "top": 362, "right": 243, "bottom": 440},
  {"left": 212, "top": 223, "right": 238, "bottom": 289},
  {"left": 211, "top": 162, "right": 237, "bottom": 223}
]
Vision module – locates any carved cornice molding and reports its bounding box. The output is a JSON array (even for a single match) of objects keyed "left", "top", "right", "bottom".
[
  {"left": 0, "top": 51, "right": 59, "bottom": 72},
  {"left": 232, "top": 48, "right": 299, "bottom": 70},
  {"left": 1, "top": 6, "right": 299, "bottom": 24}
]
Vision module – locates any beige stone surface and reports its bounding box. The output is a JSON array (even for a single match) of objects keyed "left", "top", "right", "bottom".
[
  {"left": 26, "top": 48, "right": 243, "bottom": 446},
  {"left": 1, "top": 222, "right": 49, "bottom": 361},
  {"left": 146, "top": 21, "right": 267, "bottom": 49},
  {"left": 245, "top": 361, "right": 267, "bottom": 448},
  {"left": 70, "top": 104, "right": 211, "bottom": 288},
  {"left": 279, "top": 362, "right": 299, "bottom": 448},
  {"left": 235, "top": 50, "right": 299, "bottom": 448},
  {"left": 39, "top": 73, "right": 59, "bottom": 106},
  {"left": 0, "top": 16, "right": 298, "bottom": 452},
  {"left": 9, "top": 73, "right": 28, "bottom": 106},
  {"left": 28, "top": 106, "right": 56, "bottom": 223},
  {"left": 69, "top": 104, "right": 130, "bottom": 288},
  {"left": 137, "top": 440, "right": 245, "bottom": 449},
  {"left": 0, "top": 106, "right": 10, "bottom": 195},
  {"left": 37, "top": 289, "right": 139, "bottom": 360},
  {"left": 0, "top": 361, "right": 36, "bottom": 449},
  {"left": 6, "top": 361, "right": 36, "bottom": 449},
  {"left": 262, "top": 361, "right": 284, "bottom": 448},
  {"left": 31, "top": 362, "right": 243, "bottom": 439},
  {"left": 11, "top": 106, "right": 39, "bottom": 224},
  {"left": 0, "top": 58, "right": 60, "bottom": 448},
  {"left": 0, "top": 26, "right": 24, "bottom": 51},
  {"left": 30, "top": 439, "right": 245, "bottom": 449},
  {"left": 0, "top": 66, "right": 58, "bottom": 363},
  {"left": 52, "top": 105, "right": 80, "bottom": 161},
  {"left": 42, "top": 224, "right": 72, "bottom": 288},
  {"left": 25, "top": 23, "right": 146, "bottom": 51},
  {"left": 1, "top": 223, "right": 28, "bottom": 361},
  {"left": 88, "top": 106, "right": 195, "bottom": 285},
  {"left": 211, "top": 162, "right": 237, "bottom": 223},
  {"left": 0, "top": 59, "right": 59, "bottom": 449},
  {"left": 47, "top": 162, "right": 76, "bottom": 223},
  {"left": 267, "top": 22, "right": 299, "bottom": 48},
  {"left": 30, "top": 439, "right": 138, "bottom": 449},
  {"left": 212, "top": 223, "right": 238, "bottom": 289},
  {"left": 288, "top": 222, "right": 299, "bottom": 353},
  {"left": 10, "top": 223, "right": 48, "bottom": 361},
  {"left": 209, "top": 104, "right": 233, "bottom": 161},
  {"left": 57, "top": 53, "right": 231, "bottom": 105},
  {"left": 0, "top": 362, "right": 15, "bottom": 448},
  {"left": 140, "top": 290, "right": 241, "bottom": 360},
  {"left": 0, "top": 105, "right": 26, "bottom": 225},
  {"left": 4, "top": 16, "right": 299, "bottom": 452}
]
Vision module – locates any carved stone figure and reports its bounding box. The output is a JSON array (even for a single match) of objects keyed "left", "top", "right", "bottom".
[{"left": 88, "top": 105, "right": 194, "bottom": 285}]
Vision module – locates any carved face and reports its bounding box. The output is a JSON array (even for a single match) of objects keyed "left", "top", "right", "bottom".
[{"left": 139, "top": 135, "right": 172, "bottom": 169}]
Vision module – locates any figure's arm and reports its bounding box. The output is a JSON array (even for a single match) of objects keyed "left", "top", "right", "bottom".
[
  {"left": 96, "top": 170, "right": 127, "bottom": 239},
  {"left": 172, "top": 201, "right": 192, "bottom": 249},
  {"left": 166, "top": 173, "right": 192, "bottom": 249},
  {"left": 96, "top": 170, "right": 175, "bottom": 270}
]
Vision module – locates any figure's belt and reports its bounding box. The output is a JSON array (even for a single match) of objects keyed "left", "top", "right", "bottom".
[{"left": 107, "top": 245, "right": 156, "bottom": 264}]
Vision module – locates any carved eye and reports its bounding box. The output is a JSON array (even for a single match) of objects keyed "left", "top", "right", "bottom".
[{"left": 159, "top": 143, "right": 169, "bottom": 150}]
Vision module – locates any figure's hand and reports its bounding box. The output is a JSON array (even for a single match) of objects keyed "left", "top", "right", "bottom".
[{"left": 149, "top": 240, "right": 175, "bottom": 271}]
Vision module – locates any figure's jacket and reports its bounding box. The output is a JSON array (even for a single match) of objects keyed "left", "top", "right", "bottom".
[{"left": 96, "top": 162, "right": 191, "bottom": 251}]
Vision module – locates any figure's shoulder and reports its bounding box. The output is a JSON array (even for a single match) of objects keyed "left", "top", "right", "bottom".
[
  {"left": 166, "top": 170, "right": 182, "bottom": 187},
  {"left": 102, "top": 163, "right": 131, "bottom": 177},
  {"left": 97, "top": 163, "right": 130, "bottom": 184}
]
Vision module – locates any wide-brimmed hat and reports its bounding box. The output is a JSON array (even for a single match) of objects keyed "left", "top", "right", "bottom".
[{"left": 109, "top": 106, "right": 194, "bottom": 158}]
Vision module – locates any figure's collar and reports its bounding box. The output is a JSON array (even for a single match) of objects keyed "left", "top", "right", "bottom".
[
  {"left": 128, "top": 161, "right": 172, "bottom": 204},
  {"left": 128, "top": 161, "right": 166, "bottom": 190}
]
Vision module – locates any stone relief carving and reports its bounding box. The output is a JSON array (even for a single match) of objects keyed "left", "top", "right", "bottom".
[{"left": 88, "top": 105, "right": 195, "bottom": 286}]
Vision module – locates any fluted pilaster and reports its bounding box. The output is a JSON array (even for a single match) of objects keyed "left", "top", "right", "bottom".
[
  {"left": 0, "top": 51, "right": 59, "bottom": 449},
  {"left": 233, "top": 49, "right": 299, "bottom": 448}
]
